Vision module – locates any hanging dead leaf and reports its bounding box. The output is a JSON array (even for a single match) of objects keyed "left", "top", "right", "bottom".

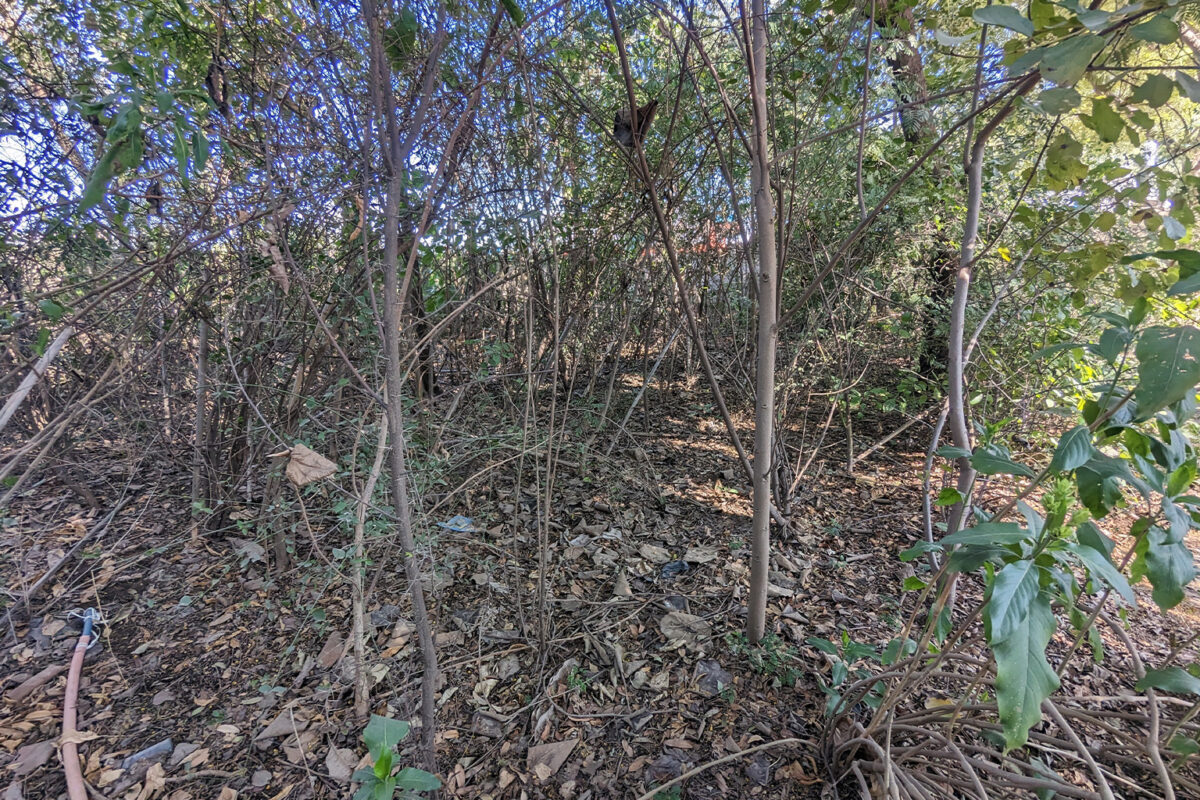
[
  {"left": 527, "top": 739, "right": 578, "bottom": 782},
  {"left": 60, "top": 729, "right": 99, "bottom": 745},
  {"left": 349, "top": 195, "right": 364, "bottom": 241},
  {"left": 283, "top": 443, "right": 336, "bottom": 486}
]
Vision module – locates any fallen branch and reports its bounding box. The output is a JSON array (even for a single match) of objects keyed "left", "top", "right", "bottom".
[{"left": 0, "top": 325, "right": 74, "bottom": 436}]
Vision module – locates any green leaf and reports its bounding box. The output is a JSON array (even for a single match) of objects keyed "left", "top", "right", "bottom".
[
  {"left": 973, "top": 5, "right": 1033, "bottom": 37},
  {"left": 38, "top": 299, "right": 68, "bottom": 322},
  {"left": 1178, "top": 71, "right": 1200, "bottom": 103},
  {"left": 1131, "top": 74, "right": 1174, "bottom": 108},
  {"left": 936, "top": 445, "right": 972, "bottom": 460},
  {"left": 1049, "top": 426, "right": 1095, "bottom": 472},
  {"left": 499, "top": 0, "right": 526, "bottom": 26},
  {"left": 1168, "top": 461, "right": 1197, "bottom": 498},
  {"left": 1077, "top": 521, "right": 1115, "bottom": 560},
  {"left": 1135, "top": 667, "right": 1200, "bottom": 695},
  {"left": 1038, "top": 87, "right": 1080, "bottom": 114},
  {"left": 970, "top": 444, "right": 1036, "bottom": 478},
  {"left": 1145, "top": 526, "right": 1195, "bottom": 609},
  {"left": 80, "top": 146, "right": 120, "bottom": 212},
  {"left": 1067, "top": 542, "right": 1135, "bottom": 604},
  {"left": 1163, "top": 216, "right": 1186, "bottom": 241},
  {"left": 1076, "top": 9, "right": 1110, "bottom": 32},
  {"left": 943, "top": 522, "right": 1032, "bottom": 547},
  {"left": 1130, "top": 14, "right": 1179, "bottom": 45},
  {"left": 902, "top": 576, "right": 927, "bottom": 591},
  {"left": 899, "top": 541, "right": 942, "bottom": 561},
  {"left": 986, "top": 560, "right": 1042, "bottom": 642},
  {"left": 1096, "top": 326, "right": 1131, "bottom": 364},
  {"left": 174, "top": 121, "right": 189, "bottom": 189},
  {"left": 1041, "top": 34, "right": 1105, "bottom": 86},
  {"left": 1170, "top": 735, "right": 1200, "bottom": 756},
  {"left": 1134, "top": 326, "right": 1200, "bottom": 419},
  {"left": 192, "top": 132, "right": 210, "bottom": 172},
  {"left": 395, "top": 767, "right": 442, "bottom": 791},
  {"left": 363, "top": 714, "right": 411, "bottom": 760},
  {"left": 935, "top": 29, "right": 975, "bottom": 47},
  {"left": 934, "top": 487, "right": 963, "bottom": 507},
  {"left": 32, "top": 327, "right": 50, "bottom": 356},
  {"left": 992, "top": 593, "right": 1059, "bottom": 750},
  {"left": 1085, "top": 98, "right": 1124, "bottom": 142},
  {"left": 1168, "top": 272, "right": 1200, "bottom": 297}
]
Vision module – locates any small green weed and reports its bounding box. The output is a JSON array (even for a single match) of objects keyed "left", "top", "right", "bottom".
[
  {"left": 353, "top": 714, "right": 441, "bottom": 799},
  {"left": 725, "top": 632, "right": 801, "bottom": 687}
]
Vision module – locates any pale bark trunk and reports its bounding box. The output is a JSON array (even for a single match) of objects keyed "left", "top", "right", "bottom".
[{"left": 747, "top": 0, "right": 779, "bottom": 645}]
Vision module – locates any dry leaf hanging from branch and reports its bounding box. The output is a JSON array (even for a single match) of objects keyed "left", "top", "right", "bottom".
[{"left": 282, "top": 443, "right": 336, "bottom": 486}]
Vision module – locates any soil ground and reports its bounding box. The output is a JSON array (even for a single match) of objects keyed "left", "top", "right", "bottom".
[{"left": 3, "top": 386, "right": 1200, "bottom": 799}]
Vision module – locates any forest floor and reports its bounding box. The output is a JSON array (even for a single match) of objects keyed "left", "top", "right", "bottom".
[{"left": 3, "top": 384, "right": 1200, "bottom": 800}]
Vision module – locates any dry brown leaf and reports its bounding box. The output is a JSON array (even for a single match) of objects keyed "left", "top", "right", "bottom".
[
  {"left": 325, "top": 747, "right": 356, "bottom": 782},
  {"left": 217, "top": 789, "right": 237, "bottom": 800},
  {"left": 659, "top": 612, "right": 711, "bottom": 648},
  {"left": 526, "top": 739, "right": 577, "bottom": 782},
  {"left": 97, "top": 769, "right": 125, "bottom": 788},
  {"left": 316, "top": 631, "right": 344, "bottom": 670},
  {"left": 59, "top": 729, "right": 99, "bottom": 746},
  {"left": 11, "top": 741, "right": 55, "bottom": 777},
  {"left": 180, "top": 748, "right": 209, "bottom": 769},
  {"left": 135, "top": 763, "right": 166, "bottom": 800},
  {"left": 285, "top": 444, "right": 336, "bottom": 487}
]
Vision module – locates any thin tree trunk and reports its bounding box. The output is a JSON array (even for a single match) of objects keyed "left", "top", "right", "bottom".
[
  {"left": 352, "top": 414, "right": 388, "bottom": 721},
  {"left": 747, "top": 0, "right": 779, "bottom": 645},
  {"left": 191, "top": 311, "right": 209, "bottom": 539},
  {"left": 946, "top": 78, "right": 1034, "bottom": 534},
  {"left": 362, "top": 0, "right": 443, "bottom": 771}
]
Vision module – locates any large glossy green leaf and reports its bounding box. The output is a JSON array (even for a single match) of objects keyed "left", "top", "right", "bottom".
[
  {"left": 970, "top": 444, "right": 1036, "bottom": 477},
  {"left": 363, "top": 714, "right": 410, "bottom": 760},
  {"left": 1178, "top": 72, "right": 1200, "bottom": 102},
  {"left": 1049, "top": 426, "right": 1095, "bottom": 472},
  {"left": 1131, "top": 15, "right": 1179, "bottom": 44},
  {"left": 1038, "top": 87, "right": 1080, "bottom": 114},
  {"left": 499, "top": 0, "right": 526, "bottom": 26},
  {"left": 943, "top": 522, "right": 1032, "bottom": 547},
  {"left": 1041, "top": 34, "right": 1105, "bottom": 86},
  {"left": 1135, "top": 667, "right": 1200, "bottom": 695},
  {"left": 1082, "top": 98, "right": 1123, "bottom": 142},
  {"left": 973, "top": 5, "right": 1033, "bottom": 37},
  {"left": 396, "top": 767, "right": 442, "bottom": 791},
  {"left": 1066, "top": 542, "right": 1135, "bottom": 603},
  {"left": 1144, "top": 526, "right": 1195, "bottom": 610},
  {"left": 1134, "top": 326, "right": 1200, "bottom": 419},
  {"left": 987, "top": 560, "right": 1042, "bottom": 642},
  {"left": 1131, "top": 74, "right": 1174, "bottom": 108},
  {"left": 992, "top": 593, "right": 1059, "bottom": 750}
]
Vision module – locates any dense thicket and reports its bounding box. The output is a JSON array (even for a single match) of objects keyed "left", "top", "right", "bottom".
[{"left": 4, "top": 1, "right": 1200, "bottom": 797}]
